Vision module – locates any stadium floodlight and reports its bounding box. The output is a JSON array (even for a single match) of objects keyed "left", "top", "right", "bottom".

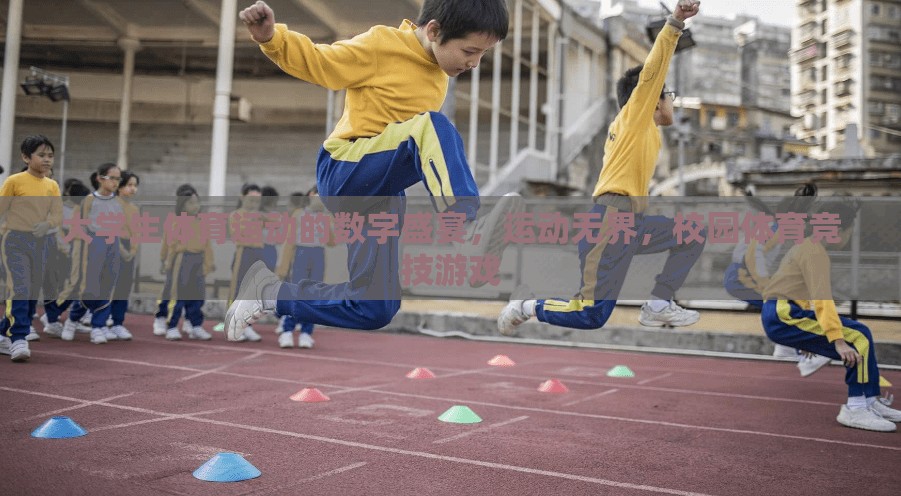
[{"left": 19, "top": 67, "right": 70, "bottom": 182}]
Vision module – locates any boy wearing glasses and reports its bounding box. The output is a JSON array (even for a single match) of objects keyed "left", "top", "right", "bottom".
[{"left": 499, "top": 1, "right": 706, "bottom": 335}]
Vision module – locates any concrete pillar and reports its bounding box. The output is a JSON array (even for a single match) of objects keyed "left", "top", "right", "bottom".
[
  {"left": 0, "top": 0, "right": 24, "bottom": 180},
  {"left": 117, "top": 37, "right": 141, "bottom": 170},
  {"left": 208, "top": 0, "right": 237, "bottom": 197}
]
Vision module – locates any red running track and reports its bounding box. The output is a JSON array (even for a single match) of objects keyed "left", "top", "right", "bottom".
[{"left": 1, "top": 313, "right": 899, "bottom": 495}]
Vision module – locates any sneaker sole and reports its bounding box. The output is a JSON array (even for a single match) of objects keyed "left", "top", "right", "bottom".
[
  {"left": 11, "top": 353, "right": 31, "bottom": 362},
  {"left": 837, "top": 416, "right": 896, "bottom": 432}
]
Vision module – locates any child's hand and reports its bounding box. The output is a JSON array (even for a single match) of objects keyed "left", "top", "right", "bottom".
[
  {"left": 32, "top": 221, "right": 51, "bottom": 237},
  {"left": 673, "top": 0, "right": 700, "bottom": 22},
  {"left": 834, "top": 339, "right": 861, "bottom": 368},
  {"left": 239, "top": 1, "right": 275, "bottom": 43}
]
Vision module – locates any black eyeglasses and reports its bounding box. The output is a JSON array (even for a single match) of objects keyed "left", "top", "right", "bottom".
[{"left": 661, "top": 90, "right": 677, "bottom": 101}]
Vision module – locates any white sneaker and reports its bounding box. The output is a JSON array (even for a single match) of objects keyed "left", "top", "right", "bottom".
[
  {"left": 165, "top": 328, "right": 182, "bottom": 341},
  {"left": 106, "top": 317, "right": 114, "bottom": 327},
  {"left": 61, "top": 319, "right": 78, "bottom": 341},
  {"left": 870, "top": 400, "right": 901, "bottom": 422},
  {"left": 225, "top": 261, "right": 279, "bottom": 342},
  {"left": 9, "top": 339, "right": 30, "bottom": 362},
  {"left": 90, "top": 328, "right": 108, "bottom": 344},
  {"left": 80, "top": 312, "right": 92, "bottom": 326},
  {"left": 772, "top": 344, "right": 800, "bottom": 360},
  {"left": 298, "top": 333, "right": 315, "bottom": 349},
  {"left": 497, "top": 300, "right": 530, "bottom": 337},
  {"left": 242, "top": 326, "right": 262, "bottom": 342},
  {"left": 797, "top": 354, "right": 831, "bottom": 377},
  {"left": 153, "top": 317, "right": 168, "bottom": 336},
  {"left": 278, "top": 331, "right": 294, "bottom": 348},
  {"left": 108, "top": 325, "right": 133, "bottom": 340},
  {"left": 186, "top": 325, "right": 212, "bottom": 341},
  {"left": 103, "top": 327, "right": 118, "bottom": 341},
  {"left": 458, "top": 193, "right": 524, "bottom": 287},
  {"left": 0, "top": 336, "right": 10, "bottom": 355},
  {"left": 41, "top": 314, "right": 63, "bottom": 338},
  {"left": 26, "top": 326, "right": 40, "bottom": 341},
  {"left": 836, "top": 405, "right": 896, "bottom": 432},
  {"left": 638, "top": 301, "right": 700, "bottom": 327}
]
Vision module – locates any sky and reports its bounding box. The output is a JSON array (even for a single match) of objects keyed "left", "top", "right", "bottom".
[{"left": 634, "top": 0, "right": 797, "bottom": 27}]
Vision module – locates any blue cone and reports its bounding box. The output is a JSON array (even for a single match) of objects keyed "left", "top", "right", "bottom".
[
  {"left": 192, "top": 452, "right": 261, "bottom": 482},
  {"left": 31, "top": 416, "right": 88, "bottom": 439}
]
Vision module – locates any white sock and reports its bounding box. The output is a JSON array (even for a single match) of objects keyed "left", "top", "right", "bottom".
[
  {"left": 647, "top": 299, "right": 669, "bottom": 312},
  {"left": 866, "top": 396, "right": 877, "bottom": 406},
  {"left": 847, "top": 395, "right": 868, "bottom": 410},
  {"left": 522, "top": 300, "right": 537, "bottom": 317}
]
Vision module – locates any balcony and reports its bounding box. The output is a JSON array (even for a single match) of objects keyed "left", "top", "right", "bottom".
[
  {"left": 793, "top": 42, "right": 822, "bottom": 63},
  {"left": 832, "top": 30, "right": 855, "bottom": 49}
]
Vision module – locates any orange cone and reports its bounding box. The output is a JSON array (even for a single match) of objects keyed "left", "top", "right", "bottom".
[
  {"left": 487, "top": 355, "right": 516, "bottom": 367},
  {"left": 538, "top": 379, "right": 569, "bottom": 393},
  {"left": 290, "top": 387, "right": 330, "bottom": 402},
  {"left": 406, "top": 367, "right": 436, "bottom": 379}
]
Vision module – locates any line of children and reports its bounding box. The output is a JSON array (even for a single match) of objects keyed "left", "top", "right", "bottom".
[
  {"left": 0, "top": 135, "right": 62, "bottom": 362},
  {"left": 157, "top": 184, "right": 213, "bottom": 341}
]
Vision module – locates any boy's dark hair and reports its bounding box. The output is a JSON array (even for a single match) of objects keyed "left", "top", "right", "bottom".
[
  {"left": 175, "top": 183, "right": 199, "bottom": 215},
  {"left": 261, "top": 185, "right": 279, "bottom": 211},
  {"left": 66, "top": 182, "right": 90, "bottom": 199},
  {"left": 289, "top": 191, "right": 310, "bottom": 209},
  {"left": 416, "top": 0, "right": 508, "bottom": 44},
  {"left": 616, "top": 65, "right": 644, "bottom": 110},
  {"left": 21, "top": 135, "right": 55, "bottom": 157}
]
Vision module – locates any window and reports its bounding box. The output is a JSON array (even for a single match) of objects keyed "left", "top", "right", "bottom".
[
  {"left": 821, "top": 90, "right": 828, "bottom": 104},
  {"left": 820, "top": 66, "right": 828, "bottom": 82},
  {"left": 727, "top": 112, "right": 740, "bottom": 127},
  {"left": 869, "top": 129, "right": 882, "bottom": 139},
  {"left": 706, "top": 109, "right": 716, "bottom": 124},
  {"left": 872, "top": 3, "right": 881, "bottom": 15}
]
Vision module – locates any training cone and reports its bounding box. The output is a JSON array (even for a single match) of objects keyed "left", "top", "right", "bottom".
[
  {"left": 487, "top": 354, "right": 516, "bottom": 367},
  {"left": 406, "top": 367, "right": 436, "bottom": 379},
  {"left": 31, "top": 416, "right": 88, "bottom": 439},
  {"left": 606, "top": 365, "right": 635, "bottom": 378},
  {"left": 438, "top": 405, "right": 482, "bottom": 424},
  {"left": 880, "top": 376, "right": 893, "bottom": 388},
  {"left": 213, "top": 323, "right": 225, "bottom": 332},
  {"left": 290, "top": 387, "right": 330, "bottom": 402},
  {"left": 192, "top": 452, "right": 261, "bottom": 482},
  {"left": 538, "top": 379, "right": 569, "bottom": 393}
]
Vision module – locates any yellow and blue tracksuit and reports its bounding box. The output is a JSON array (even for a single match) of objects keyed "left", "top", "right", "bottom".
[
  {"left": 762, "top": 240, "right": 881, "bottom": 398},
  {"left": 161, "top": 218, "right": 213, "bottom": 330},
  {"left": 536, "top": 19, "right": 705, "bottom": 329},
  {"left": 60, "top": 191, "right": 126, "bottom": 329},
  {"left": 110, "top": 199, "right": 139, "bottom": 327},
  {"left": 260, "top": 21, "right": 481, "bottom": 329},
  {"left": 0, "top": 171, "right": 62, "bottom": 342},
  {"left": 44, "top": 200, "right": 86, "bottom": 324}
]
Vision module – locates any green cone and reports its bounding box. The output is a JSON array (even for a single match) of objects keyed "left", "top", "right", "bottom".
[
  {"left": 606, "top": 365, "right": 635, "bottom": 378},
  {"left": 213, "top": 323, "right": 225, "bottom": 332},
  {"left": 438, "top": 405, "right": 483, "bottom": 424}
]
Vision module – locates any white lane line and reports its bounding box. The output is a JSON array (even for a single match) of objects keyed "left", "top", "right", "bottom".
[
  {"left": 184, "top": 416, "right": 714, "bottom": 496},
  {"left": 91, "top": 408, "right": 232, "bottom": 432},
  {"left": 638, "top": 372, "right": 673, "bottom": 385},
  {"left": 176, "top": 351, "right": 265, "bottom": 382},
  {"left": 17, "top": 393, "right": 135, "bottom": 422},
  {"left": 433, "top": 416, "right": 530, "bottom": 445},
  {"left": 239, "top": 462, "right": 369, "bottom": 496},
  {"left": 562, "top": 388, "right": 619, "bottom": 407},
  {"left": 353, "top": 389, "right": 901, "bottom": 452}
]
